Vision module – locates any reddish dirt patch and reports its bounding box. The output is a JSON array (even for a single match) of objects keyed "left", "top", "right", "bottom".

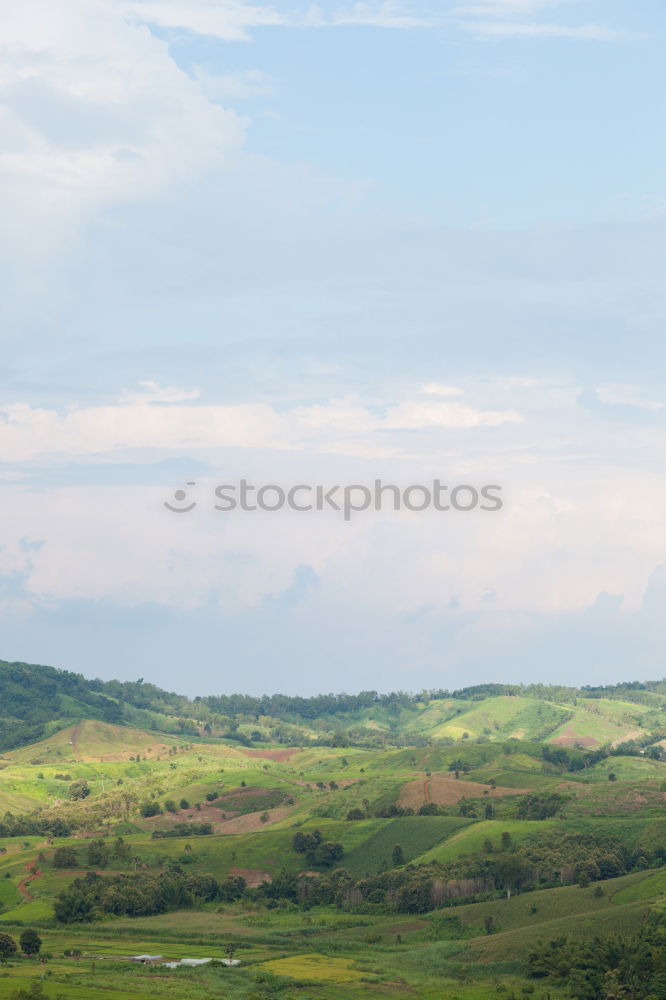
[
  {"left": 216, "top": 804, "right": 295, "bottom": 834},
  {"left": 230, "top": 867, "right": 272, "bottom": 887},
  {"left": 399, "top": 774, "right": 529, "bottom": 809},
  {"left": 550, "top": 728, "right": 600, "bottom": 748},
  {"left": 240, "top": 748, "right": 299, "bottom": 762}
]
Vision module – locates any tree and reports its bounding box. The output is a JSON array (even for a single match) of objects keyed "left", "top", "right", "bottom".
[
  {"left": 86, "top": 840, "right": 110, "bottom": 869},
  {"left": 179, "top": 799, "right": 190, "bottom": 810},
  {"left": 495, "top": 854, "right": 534, "bottom": 899},
  {"left": 392, "top": 844, "right": 405, "bottom": 866},
  {"left": 53, "top": 846, "right": 78, "bottom": 869},
  {"left": 19, "top": 929, "right": 41, "bottom": 956},
  {"left": 0, "top": 932, "right": 17, "bottom": 960},
  {"left": 317, "top": 841, "right": 344, "bottom": 867},
  {"left": 112, "top": 837, "right": 130, "bottom": 861},
  {"left": 140, "top": 801, "right": 162, "bottom": 818},
  {"left": 68, "top": 780, "right": 90, "bottom": 801}
]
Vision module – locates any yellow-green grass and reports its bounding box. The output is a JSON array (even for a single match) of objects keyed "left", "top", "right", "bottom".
[
  {"left": 0, "top": 898, "right": 53, "bottom": 921},
  {"left": 259, "top": 953, "right": 366, "bottom": 983},
  {"left": 581, "top": 754, "right": 666, "bottom": 782},
  {"left": 429, "top": 697, "right": 568, "bottom": 742}
]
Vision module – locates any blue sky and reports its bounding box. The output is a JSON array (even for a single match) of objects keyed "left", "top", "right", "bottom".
[{"left": 1, "top": 0, "right": 665, "bottom": 695}]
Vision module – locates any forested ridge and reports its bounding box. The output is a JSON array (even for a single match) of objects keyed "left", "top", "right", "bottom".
[{"left": 3, "top": 657, "right": 666, "bottom": 754}]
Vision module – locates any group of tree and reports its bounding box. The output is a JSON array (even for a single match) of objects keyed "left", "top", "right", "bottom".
[
  {"left": 54, "top": 869, "right": 246, "bottom": 922},
  {"left": 0, "top": 929, "right": 42, "bottom": 959},
  {"left": 53, "top": 837, "right": 130, "bottom": 870},
  {"left": 528, "top": 911, "right": 666, "bottom": 999},
  {"left": 292, "top": 830, "right": 344, "bottom": 867},
  {"left": 151, "top": 822, "right": 213, "bottom": 839}
]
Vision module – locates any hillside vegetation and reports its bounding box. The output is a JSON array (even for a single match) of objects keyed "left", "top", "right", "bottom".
[
  {"left": 1, "top": 661, "right": 666, "bottom": 998},
  {"left": 3, "top": 659, "right": 666, "bottom": 753}
]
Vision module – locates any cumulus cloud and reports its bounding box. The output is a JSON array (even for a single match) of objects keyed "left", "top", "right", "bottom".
[{"left": 0, "top": 0, "right": 246, "bottom": 272}]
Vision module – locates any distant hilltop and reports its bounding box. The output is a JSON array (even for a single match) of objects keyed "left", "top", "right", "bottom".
[{"left": 1, "top": 658, "right": 665, "bottom": 756}]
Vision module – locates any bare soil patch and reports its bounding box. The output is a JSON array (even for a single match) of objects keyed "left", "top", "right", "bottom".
[
  {"left": 231, "top": 867, "right": 272, "bottom": 887},
  {"left": 550, "top": 727, "right": 600, "bottom": 748},
  {"left": 216, "top": 804, "right": 296, "bottom": 834},
  {"left": 399, "top": 774, "right": 529, "bottom": 809}
]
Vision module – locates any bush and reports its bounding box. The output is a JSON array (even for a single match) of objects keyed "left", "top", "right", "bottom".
[
  {"left": 140, "top": 801, "right": 162, "bottom": 818},
  {"left": 68, "top": 780, "right": 90, "bottom": 801},
  {"left": 0, "top": 932, "right": 17, "bottom": 959},
  {"left": 53, "top": 847, "right": 78, "bottom": 869},
  {"left": 19, "top": 929, "right": 41, "bottom": 956}
]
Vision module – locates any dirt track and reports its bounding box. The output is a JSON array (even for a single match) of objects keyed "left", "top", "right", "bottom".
[{"left": 18, "top": 862, "right": 41, "bottom": 900}]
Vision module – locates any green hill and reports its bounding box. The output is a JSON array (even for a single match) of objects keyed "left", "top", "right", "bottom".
[{"left": 3, "top": 657, "right": 666, "bottom": 754}]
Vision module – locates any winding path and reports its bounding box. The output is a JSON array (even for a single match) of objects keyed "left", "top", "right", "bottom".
[{"left": 17, "top": 862, "right": 42, "bottom": 900}]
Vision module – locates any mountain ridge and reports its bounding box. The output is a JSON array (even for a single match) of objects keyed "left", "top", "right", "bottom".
[{"left": 2, "top": 657, "right": 666, "bottom": 754}]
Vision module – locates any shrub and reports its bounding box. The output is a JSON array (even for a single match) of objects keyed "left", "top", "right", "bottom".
[
  {"left": 140, "top": 801, "right": 162, "bottom": 818},
  {"left": 19, "top": 929, "right": 41, "bottom": 956},
  {"left": 0, "top": 932, "right": 17, "bottom": 959},
  {"left": 53, "top": 847, "right": 78, "bottom": 869},
  {"left": 68, "top": 780, "right": 90, "bottom": 801}
]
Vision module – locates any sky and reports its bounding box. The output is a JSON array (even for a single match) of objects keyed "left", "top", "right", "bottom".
[{"left": 1, "top": 0, "right": 666, "bottom": 696}]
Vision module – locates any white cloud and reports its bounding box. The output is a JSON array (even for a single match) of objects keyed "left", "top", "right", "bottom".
[
  {"left": 382, "top": 400, "right": 523, "bottom": 429},
  {"left": 0, "top": 392, "right": 524, "bottom": 462},
  {"left": 122, "top": 0, "right": 283, "bottom": 39},
  {"left": 453, "top": 0, "right": 564, "bottom": 16},
  {"left": 193, "top": 68, "right": 275, "bottom": 101},
  {"left": 595, "top": 386, "right": 666, "bottom": 412},
  {"left": 120, "top": 381, "right": 202, "bottom": 404},
  {"left": 0, "top": 0, "right": 247, "bottom": 279},
  {"left": 301, "top": 2, "right": 435, "bottom": 28},
  {"left": 466, "top": 20, "right": 622, "bottom": 39},
  {"left": 419, "top": 383, "right": 465, "bottom": 397}
]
